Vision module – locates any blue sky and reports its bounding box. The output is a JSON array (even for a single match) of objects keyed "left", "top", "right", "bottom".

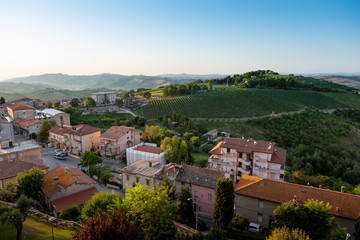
[{"left": 0, "top": 0, "right": 359, "bottom": 78}]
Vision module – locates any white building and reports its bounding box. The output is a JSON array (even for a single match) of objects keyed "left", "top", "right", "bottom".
[
  {"left": 91, "top": 92, "right": 116, "bottom": 106},
  {"left": 36, "top": 109, "right": 70, "bottom": 126},
  {"left": 126, "top": 142, "right": 166, "bottom": 166}
]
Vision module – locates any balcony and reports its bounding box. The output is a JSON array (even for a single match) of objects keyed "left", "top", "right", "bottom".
[
  {"left": 222, "top": 152, "right": 235, "bottom": 157},
  {"left": 238, "top": 168, "right": 251, "bottom": 175},
  {"left": 255, "top": 156, "right": 268, "bottom": 162},
  {"left": 254, "top": 164, "right": 281, "bottom": 173},
  {"left": 238, "top": 158, "right": 251, "bottom": 166},
  {"left": 212, "top": 167, "right": 223, "bottom": 172},
  {"left": 209, "top": 158, "right": 234, "bottom": 166},
  {"left": 108, "top": 143, "right": 120, "bottom": 149}
]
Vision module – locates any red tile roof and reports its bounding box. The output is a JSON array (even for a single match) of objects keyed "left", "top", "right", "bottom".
[
  {"left": 0, "top": 156, "right": 48, "bottom": 180},
  {"left": 50, "top": 124, "right": 101, "bottom": 137},
  {"left": 19, "top": 120, "right": 41, "bottom": 127},
  {"left": 235, "top": 175, "right": 360, "bottom": 220},
  {"left": 41, "top": 166, "right": 95, "bottom": 198},
  {"left": 135, "top": 145, "right": 162, "bottom": 154},
  {"left": 51, "top": 187, "right": 98, "bottom": 213},
  {"left": 7, "top": 104, "right": 34, "bottom": 111},
  {"left": 208, "top": 141, "right": 222, "bottom": 155},
  {"left": 99, "top": 126, "right": 137, "bottom": 140}
]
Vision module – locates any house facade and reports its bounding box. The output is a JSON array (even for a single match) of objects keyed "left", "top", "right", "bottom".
[
  {"left": 16, "top": 120, "right": 41, "bottom": 138},
  {"left": 40, "top": 166, "right": 98, "bottom": 216},
  {"left": 208, "top": 138, "right": 286, "bottom": 182},
  {"left": 0, "top": 120, "right": 14, "bottom": 149},
  {"left": 36, "top": 109, "right": 70, "bottom": 126},
  {"left": 99, "top": 126, "right": 140, "bottom": 159},
  {"left": 7, "top": 104, "right": 35, "bottom": 121},
  {"left": 91, "top": 92, "right": 116, "bottom": 106},
  {"left": 126, "top": 142, "right": 166, "bottom": 165},
  {"left": 235, "top": 175, "right": 360, "bottom": 234},
  {"left": 49, "top": 124, "right": 101, "bottom": 155},
  {"left": 0, "top": 140, "right": 41, "bottom": 162}
]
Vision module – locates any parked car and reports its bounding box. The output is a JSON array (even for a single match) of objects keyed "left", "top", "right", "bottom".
[
  {"left": 248, "top": 222, "right": 262, "bottom": 233},
  {"left": 55, "top": 149, "right": 62, "bottom": 155},
  {"left": 54, "top": 153, "right": 66, "bottom": 160}
]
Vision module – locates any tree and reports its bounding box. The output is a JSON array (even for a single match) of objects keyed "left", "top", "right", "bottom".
[
  {"left": 206, "top": 227, "right": 227, "bottom": 240},
  {"left": 60, "top": 205, "right": 81, "bottom": 221},
  {"left": 70, "top": 98, "right": 80, "bottom": 108},
  {"left": 0, "top": 96, "right": 5, "bottom": 104},
  {"left": 176, "top": 187, "right": 195, "bottom": 227},
  {"left": 179, "top": 140, "right": 190, "bottom": 164},
  {"left": 267, "top": 227, "right": 310, "bottom": 240},
  {"left": 355, "top": 214, "right": 360, "bottom": 240},
  {"left": 329, "top": 224, "right": 347, "bottom": 240},
  {"left": 143, "top": 92, "right": 152, "bottom": 99},
  {"left": 54, "top": 101, "right": 61, "bottom": 108},
  {"left": 115, "top": 98, "right": 123, "bottom": 107},
  {"left": 233, "top": 214, "right": 250, "bottom": 230},
  {"left": 0, "top": 195, "right": 36, "bottom": 240},
  {"left": 0, "top": 182, "right": 18, "bottom": 202},
  {"left": 47, "top": 102, "right": 53, "bottom": 108},
  {"left": 190, "top": 136, "right": 201, "bottom": 147},
  {"left": 39, "top": 119, "right": 52, "bottom": 142},
  {"left": 85, "top": 96, "right": 96, "bottom": 107},
  {"left": 137, "top": 117, "right": 146, "bottom": 127},
  {"left": 161, "top": 136, "right": 181, "bottom": 163},
  {"left": 114, "top": 117, "right": 121, "bottom": 126},
  {"left": 81, "top": 151, "right": 102, "bottom": 167},
  {"left": 272, "top": 199, "right": 333, "bottom": 240},
  {"left": 72, "top": 209, "right": 141, "bottom": 240},
  {"left": 206, "top": 81, "right": 213, "bottom": 91},
  {"left": 213, "top": 177, "right": 234, "bottom": 229},
  {"left": 82, "top": 192, "right": 123, "bottom": 219},
  {"left": 16, "top": 167, "right": 45, "bottom": 199},
  {"left": 124, "top": 184, "right": 177, "bottom": 240},
  {"left": 63, "top": 106, "right": 82, "bottom": 125},
  {"left": 161, "top": 174, "right": 176, "bottom": 201}
]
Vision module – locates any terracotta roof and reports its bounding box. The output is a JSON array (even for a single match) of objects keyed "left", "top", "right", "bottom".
[
  {"left": 0, "top": 156, "right": 48, "bottom": 180},
  {"left": 121, "top": 160, "right": 162, "bottom": 177},
  {"left": 50, "top": 124, "right": 101, "bottom": 137},
  {"left": 208, "top": 141, "right": 222, "bottom": 155},
  {"left": 7, "top": 104, "right": 34, "bottom": 111},
  {"left": 176, "top": 165, "right": 224, "bottom": 189},
  {"left": 135, "top": 145, "right": 162, "bottom": 155},
  {"left": 41, "top": 166, "right": 95, "bottom": 198},
  {"left": 19, "top": 120, "right": 41, "bottom": 127},
  {"left": 51, "top": 187, "right": 98, "bottom": 213},
  {"left": 271, "top": 147, "right": 286, "bottom": 165},
  {"left": 99, "top": 126, "right": 136, "bottom": 140},
  {"left": 235, "top": 175, "right": 360, "bottom": 220}
]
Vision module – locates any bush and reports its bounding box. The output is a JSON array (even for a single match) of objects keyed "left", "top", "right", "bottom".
[
  {"left": 201, "top": 143, "right": 215, "bottom": 153},
  {"left": 197, "top": 219, "right": 208, "bottom": 231},
  {"left": 267, "top": 226, "right": 310, "bottom": 240},
  {"left": 59, "top": 205, "right": 81, "bottom": 221},
  {"left": 233, "top": 214, "right": 250, "bottom": 230}
]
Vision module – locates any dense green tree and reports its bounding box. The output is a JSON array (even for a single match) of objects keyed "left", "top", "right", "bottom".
[
  {"left": 272, "top": 199, "right": 333, "bottom": 240},
  {"left": 329, "top": 224, "right": 347, "bottom": 240},
  {"left": 190, "top": 136, "right": 201, "bottom": 147},
  {"left": 161, "top": 174, "right": 176, "bottom": 201},
  {"left": 114, "top": 117, "right": 121, "bottom": 126},
  {"left": 46, "top": 102, "right": 53, "bottom": 108},
  {"left": 0, "top": 96, "right": 5, "bottom": 104},
  {"left": 206, "top": 81, "right": 212, "bottom": 91},
  {"left": 63, "top": 106, "right": 82, "bottom": 125},
  {"left": 73, "top": 209, "right": 141, "bottom": 240},
  {"left": 16, "top": 167, "right": 45, "bottom": 199},
  {"left": 267, "top": 226, "right": 310, "bottom": 240},
  {"left": 60, "top": 205, "right": 81, "bottom": 221},
  {"left": 142, "top": 125, "right": 173, "bottom": 146},
  {"left": 143, "top": 92, "right": 152, "bottom": 99},
  {"left": 70, "top": 98, "right": 80, "bottom": 108},
  {"left": 54, "top": 101, "right": 61, "bottom": 108},
  {"left": 176, "top": 187, "right": 195, "bottom": 227},
  {"left": 0, "top": 182, "right": 18, "bottom": 202},
  {"left": 213, "top": 177, "right": 234, "bottom": 229},
  {"left": 115, "top": 98, "right": 123, "bottom": 107},
  {"left": 85, "top": 96, "right": 96, "bottom": 107},
  {"left": 82, "top": 192, "right": 122, "bottom": 219},
  {"left": 232, "top": 214, "right": 250, "bottom": 230},
  {"left": 124, "top": 184, "right": 177, "bottom": 240},
  {"left": 81, "top": 151, "right": 102, "bottom": 167},
  {"left": 179, "top": 140, "right": 190, "bottom": 164},
  {"left": 39, "top": 119, "right": 52, "bottom": 142}
]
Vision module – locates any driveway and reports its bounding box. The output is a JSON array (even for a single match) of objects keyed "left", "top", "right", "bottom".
[{"left": 41, "top": 147, "right": 81, "bottom": 170}]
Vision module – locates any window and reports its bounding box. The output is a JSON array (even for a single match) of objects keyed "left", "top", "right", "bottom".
[
  {"left": 10, "top": 154, "right": 16, "bottom": 159},
  {"left": 19, "top": 153, "right": 23, "bottom": 157},
  {"left": 227, "top": 148, "right": 230, "bottom": 153},
  {"left": 258, "top": 200, "right": 264, "bottom": 208},
  {"left": 257, "top": 214, "right": 263, "bottom": 223},
  {"left": 208, "top": 194, "right": 212, "bottom": 201},
  {"left": 280, "top": 174, "right": 284, "bottom": 179},
  {"left": 194, "top": 190, "right": 198, "bottom": 198},
  {"left": 136, "top": 177, "right": 140, "bottom": 183},
  {"left": 126, "top": 175, "right": 129, "bottom": 181},
  {"left": 146, "top": 179, "right": 150, "bottom": 185}
]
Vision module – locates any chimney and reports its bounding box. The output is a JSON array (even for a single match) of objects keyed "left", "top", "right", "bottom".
[
  {"left": 53, "top": 177, "right": 59, "bottom": 185},
  {"left": 341, "top": 186, "right": 345, "bottom": 193}
]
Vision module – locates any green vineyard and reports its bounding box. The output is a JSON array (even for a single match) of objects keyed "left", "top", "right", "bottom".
[{"left": 137, "top": 89, "right": 359, "bottom": 119}]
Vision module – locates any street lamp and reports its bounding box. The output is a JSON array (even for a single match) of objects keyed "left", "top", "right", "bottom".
[
  {"left": 49, "top": 217, "right": 55, "bottom": 240},
  {"left": 346, "top": 233, "right": 351, "bottom": 240},
  {"left": 187, "top": 197, "right": 198, "bottom": 231}
]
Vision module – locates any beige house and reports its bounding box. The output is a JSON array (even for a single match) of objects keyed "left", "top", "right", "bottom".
[
  {"left": 0, "top": 140, "right": 41, "bottom": 162},
  {"left": 235, "top": 175, "right": 360, "bottom": 234},
  {"left": 0, "top": 156, "right": 48, "bottom": 188},
  {"left": 209, "top": 138, "right": 286, "bottom": 182},
  {"left": 40, "top": 166, "right": 98, "bottom": 216},
  {"left": 36, "top": 109, "right": 70, "bottom": 126},
  {"left": 49, "top": 124, "right": 101, "bottom": 155},
  {"left": 7, "top": 104, "right": 35, "bottom": 121},
  {"left": 99, "top": 126, "right": 140, "bottom": 159}
]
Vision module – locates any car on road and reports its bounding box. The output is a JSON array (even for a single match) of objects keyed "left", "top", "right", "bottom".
[
  {"left": 54, "top": 153, "right": 66, "bottom": 160},
  {"left": 55, "top": 149, "right": 68, "bottom": 156},
  {"left": 248, "top": 222, "right": 262, "bottom": 233}
]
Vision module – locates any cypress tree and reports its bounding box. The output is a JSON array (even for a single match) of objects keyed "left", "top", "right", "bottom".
[{"left": 213, "top": 177, "right": 235, "bottom": 229}]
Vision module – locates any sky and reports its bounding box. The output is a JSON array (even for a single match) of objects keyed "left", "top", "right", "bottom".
[{"left": 0, "top": 0, "right": 359, "bottom": 79}]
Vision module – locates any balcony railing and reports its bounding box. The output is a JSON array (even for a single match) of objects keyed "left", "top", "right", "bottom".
[
  {"left": 255, "top": 156, "right": 268, "bottom": 162},
  {"left": 254, "top": 164, "right": 281, "bottom": 173},
  {"left": 222, "top": 152, "right": 235, "bottom": 157},
  {"left": 237, "top": 158, "right": 251, "bottom": 166},
  {"left": 238, "top": 168, "right": 251, "bottom": 175},
  {"left": 209, "top": 158, "right": 234, "bottom": 166},
  {"left": 108, "top": 143, "right": 120, "bottom": 149}
]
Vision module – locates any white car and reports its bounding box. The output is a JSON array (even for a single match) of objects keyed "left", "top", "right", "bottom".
[{"left": 248, "top": 222, "right": 262, "bottom": 233}]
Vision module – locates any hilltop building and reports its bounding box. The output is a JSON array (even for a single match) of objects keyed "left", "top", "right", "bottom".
[
  {"left": 208, "top": 137, "right": 286, "bottom": 182},
  {"left": 7, "top": 104, "right": 36, "bottom": 121},
  {"left": 91, "top": 92, "right": 116, "bottom": 106}
]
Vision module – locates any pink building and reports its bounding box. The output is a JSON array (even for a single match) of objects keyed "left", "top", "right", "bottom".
[
  {"left": 175, "top": 165, "right": 225, "bottom": 216},
  {"left": 99, "top": 126, "right": 140, "bottom": 159},
  {"left": 208, "top": 138, "right": 286, "bottom": 182}
]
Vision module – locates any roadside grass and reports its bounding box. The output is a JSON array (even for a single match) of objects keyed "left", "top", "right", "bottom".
[{"left": 0, "top": 215, "right": 74, "bottom": 240}]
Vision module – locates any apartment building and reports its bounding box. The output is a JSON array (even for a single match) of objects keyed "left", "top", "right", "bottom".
[
  {"left": 49, "top": 124, "right": 101, "bottom": 155},
  {"left": 7, "top": 104, "right": 36, "bottom": 121},
  {"left": 99, "top": 126, "right": 140, "bottom": 159},
  {"left": 91, "top": 92, "right": 116, "bottom": 106},
  {"left": 208, "top": 138, "right": 286, "bottom": 182}
]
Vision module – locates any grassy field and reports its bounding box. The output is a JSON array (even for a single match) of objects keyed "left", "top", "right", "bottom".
[
  {"left": 192, "top": 152, "right": 210, "bottom": 167},
  {"left": 137, "top": 89, "right": 358, "bottom": 119},
  {"left": 79, "top": 112, "right": 133, "bottom": 132},
  {"left": 0, "top": 215, "right": 74, "bottom": 240}
]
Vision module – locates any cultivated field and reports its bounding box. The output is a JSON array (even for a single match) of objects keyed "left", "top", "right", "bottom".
[{"left": 137, "top": 89, "right": 358, "bottom": 119}]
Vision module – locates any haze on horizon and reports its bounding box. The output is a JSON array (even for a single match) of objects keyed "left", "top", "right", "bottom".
[{"left": 0, "top": 0, "right": 359, "bottom": 80}]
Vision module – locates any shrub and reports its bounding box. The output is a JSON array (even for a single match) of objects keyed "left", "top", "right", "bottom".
[
  {"left": 59, "top": 205, "right": 81, "bottom": 221},
  {"left": 233, "top": 214, "right": 250, "bottom": 230}
]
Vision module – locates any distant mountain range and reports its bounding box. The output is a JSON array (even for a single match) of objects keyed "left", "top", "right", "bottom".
[{"left": 0, "top": 73, "right": 225, "bottom": 101}]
